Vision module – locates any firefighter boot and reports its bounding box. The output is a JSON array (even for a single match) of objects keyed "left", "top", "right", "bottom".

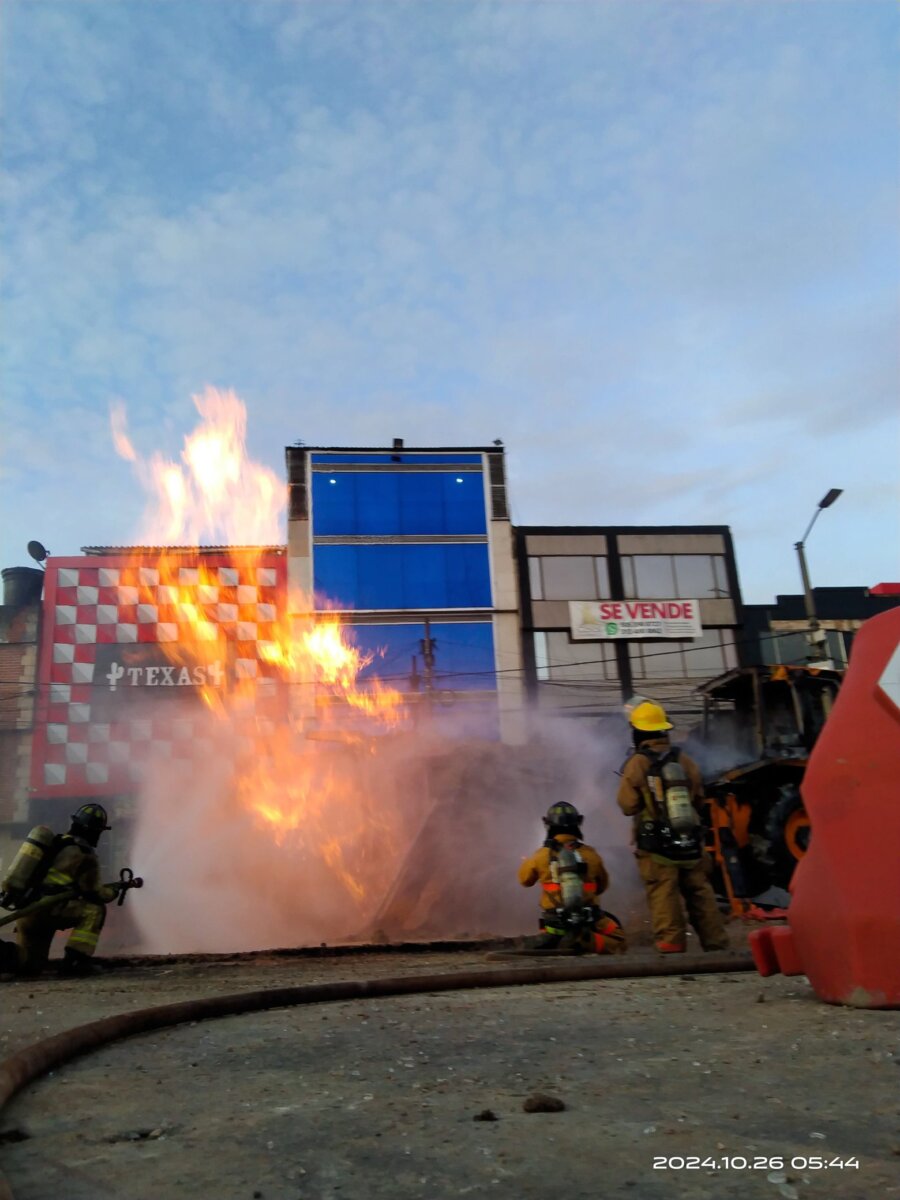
[
  {"left": 0, "top": 939, "right": 18, "bottom": 977},
  {"left": 529, "top": 931, "right": 563, "bottom": 950},
  {"left": 558, "top": 928, "right": 592, "bottom": 955},
  {"left": 58, "top": 948, "right": 101, "bottom": 978}
]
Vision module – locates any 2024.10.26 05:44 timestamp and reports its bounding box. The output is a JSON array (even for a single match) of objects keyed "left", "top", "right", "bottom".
[{"left": 653, "top": 1156, "right": 859, "bottom": 1171}]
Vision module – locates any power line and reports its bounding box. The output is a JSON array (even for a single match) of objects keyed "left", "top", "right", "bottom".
[{"left": 0, "top": 627, "right": 839, "bottom": 694}]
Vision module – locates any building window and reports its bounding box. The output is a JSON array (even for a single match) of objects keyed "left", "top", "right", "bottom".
[
  {"left": 312, "top": 471, "right": 487, "bottom": 536},
  {"left": 628, "top": 629, "right": 737, "bottom": 680},
  {"left": 529, "top": 556, "right": 610, "bottom": 601},
  {"left": 630, "top": 555, "right": 675, "bottom": 599},
  {"left": 826, "top": 630, "right": 848, "bottom": 667},
  {"left": 769, "top": 632, "right": 812, "bottom": 666},
  {"left": 528, "top": 558, "right": 544, "bottom": 601},
  {"left": 622, "top": 555, "right": 730, "bottom": 600},
  {"left": 763, "top": 629, "right": 848, "bottom": 668},
  {"left": 758, "top": 633, "right": 784, "bottom": 665},
  {"left": 314, "top": 544, "right": 492, "bottom": 610},
  {"left": 536, "top": 632, "right": 618, "bottom": 682},
  {"left": 673, "top": 555, "right": 718, "bottom": 599},
  {"left": 534, "top": 631, "right": 550, "bottom": 680},
  {"left": 347, "top": 621, "right": 496, "bottom": 690},
  {"left": 594, "top": 557, "right": 611, "bottom": 598}
]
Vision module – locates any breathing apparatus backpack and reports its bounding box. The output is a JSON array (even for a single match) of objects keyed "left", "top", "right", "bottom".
[
  {"left": 635, "top": 748, "right": 704, "bottom": 866},
  {"left": 0, "top": 826, "right": 63, "bottom": 910},
  {"left": 546, "top": 842, "right": 595, "bottom": 932}
]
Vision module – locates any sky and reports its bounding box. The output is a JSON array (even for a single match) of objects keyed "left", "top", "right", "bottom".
[{"left": 1, "top": 0, "right": 897, "bottom": 604}]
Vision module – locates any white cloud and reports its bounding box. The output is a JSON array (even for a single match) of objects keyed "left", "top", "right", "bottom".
[{"left": 1, "top": 1, "right": 897, "bottom": 600}]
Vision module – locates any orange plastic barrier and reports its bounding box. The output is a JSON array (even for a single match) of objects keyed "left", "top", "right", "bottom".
[{"left": 749, "top": 608, "right": 900, "bottom": 1007}]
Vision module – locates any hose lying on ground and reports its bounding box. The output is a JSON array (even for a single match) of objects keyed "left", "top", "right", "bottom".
[{"left": 0, "top": 951, "right": 754, "bottom": 1200}]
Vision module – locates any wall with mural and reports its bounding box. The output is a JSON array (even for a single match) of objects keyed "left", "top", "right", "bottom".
[{"left": 31, "top": 551, "right": 287, "bottom": 799}]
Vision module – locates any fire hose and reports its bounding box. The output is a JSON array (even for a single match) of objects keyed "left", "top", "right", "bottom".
[
  {"left": 0, "top": 950, "right": 753, "bottom": 1200},
  {"left": 0, "top": 869, "right": 144, "bottom": 930}
]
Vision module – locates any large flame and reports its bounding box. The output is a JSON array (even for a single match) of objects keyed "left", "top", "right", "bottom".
[
  {"left": 112, "top": 390, "right": 409, "bottom": 922},
  {"left": 111, "top": 387, "right": 284, "bottom": 546}
]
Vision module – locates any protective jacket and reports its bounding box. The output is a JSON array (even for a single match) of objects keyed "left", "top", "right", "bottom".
[
  {"left": 518, "top": 833, "right": 610, "bottom": 910},
  {"left": 518, "top": 834, "right": 625, "bottom": 954},
  {"left": 36, "top": 836, "right": 118, "bottom": 904},
  {"left": 5, "top": 835, "right": 117, "bottom": 973},
  {"left": 617, "top": 736, "right": 728, "bottom": 952}
]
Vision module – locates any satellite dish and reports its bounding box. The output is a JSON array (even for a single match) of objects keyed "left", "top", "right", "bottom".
[{"left": 27, "top": 540, "right": 48, "bottom": 565}]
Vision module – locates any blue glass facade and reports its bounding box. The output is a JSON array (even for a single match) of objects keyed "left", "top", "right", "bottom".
[
  {"left": 307, "top": 450, "right": 499, "bottom": 707},
  {"left": 348, "top": 622, "right": 496, "bottom": 691},
  {"left": 314, "top": 544, "right": 492, "bottom": 610},
  {"left": 312, "top": 471, "right": 486, "bottom": 536}
]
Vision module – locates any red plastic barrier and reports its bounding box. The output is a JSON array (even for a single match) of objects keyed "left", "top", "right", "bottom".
[{"left": 749, "top": 608, "right": 900, "bottom": 1007}]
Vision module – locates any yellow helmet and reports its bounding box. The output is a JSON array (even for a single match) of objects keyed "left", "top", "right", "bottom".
[{"left": 630, "top": 700, "right": 672, "bottom": 732}]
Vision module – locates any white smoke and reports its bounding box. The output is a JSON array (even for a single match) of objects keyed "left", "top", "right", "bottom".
[{"left": 118, "top": 702, "right": 645, "bottom": 954}]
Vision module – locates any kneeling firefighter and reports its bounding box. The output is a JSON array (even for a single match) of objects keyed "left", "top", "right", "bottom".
[
  {"left": 617, "top": 700, "right": 728, "bottom": 954},
  {"left": 0, "top": 804, "right": 137, "bottom": 977},
  {"left": 518, "top": 802, "right": 626, "bottom": 954}
]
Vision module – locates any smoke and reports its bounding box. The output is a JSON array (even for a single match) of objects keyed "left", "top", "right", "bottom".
[
  {"left": 120, "top": 700, "right": 646, "bottom": 954},
  {"left": 682, "top": 712, "right": 757, "bottom": 778},
  {"left": 100, "top": 391, "right": 650, "bottom": 953}
]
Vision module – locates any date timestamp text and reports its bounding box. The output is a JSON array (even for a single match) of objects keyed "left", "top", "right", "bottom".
[{"left": 653, "top": 1156, "right": 859, "bottom": 1171}]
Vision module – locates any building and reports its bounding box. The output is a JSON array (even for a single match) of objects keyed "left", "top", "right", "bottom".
[
  {"left": 741, "top": 585, "right": 900, "bottom": 669},
  {"left": 2, "top": 503, "right": 750, "bottom": 856},
  {"left": 2, "top": 545, "right": 286, "bottom": 872},
  {"left": 0, "top": 568, "right": 43, "bottom": 873},
  {"left": 285, "top": 441, "right": 524, "bottom": 740},
  {"left": 515, "top": 525, "right": 743, "bottom": 724},
  {"left": 19, "top": 437, "right": 895, "bottom": 853}
]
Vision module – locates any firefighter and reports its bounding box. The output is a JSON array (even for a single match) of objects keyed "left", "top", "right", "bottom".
[
  {"left": 518, "top": 801, "right": 626, "bottom": 953},
  {"left": 0, "top": 803, "right": 118, "bottom": 977},
  {"left": 617, "top": 701, "right": 729, "bottom": 954}
]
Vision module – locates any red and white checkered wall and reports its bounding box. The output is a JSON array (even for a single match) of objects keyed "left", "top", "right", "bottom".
[{"left": 31, "top": 553, "right": 287, "bottom": 798}]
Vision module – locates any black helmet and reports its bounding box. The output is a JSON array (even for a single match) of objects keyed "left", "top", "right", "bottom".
[
  {"left": 70, "top": 803, "right": 111, "bottom": 847},
  {"left": 543, "top": 802, "right": 583, "bottom": 836}
]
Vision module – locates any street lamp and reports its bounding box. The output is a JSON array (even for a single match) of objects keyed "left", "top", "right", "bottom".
[{"left": 795, "top": 488, "right": 843, "bottom": 662}]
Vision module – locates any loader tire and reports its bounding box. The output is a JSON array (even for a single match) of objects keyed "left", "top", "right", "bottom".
[{"left": 766, "top": 788, "right": 811, "bottom": 886}]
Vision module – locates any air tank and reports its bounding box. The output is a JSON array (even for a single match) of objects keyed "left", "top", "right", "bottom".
[
  {"left": 557, "top": 846, "right": 587, "bottom": 914},
  {"left": 661, "top": 761, "right": 700, "bottom": 834},
  {"left": 1, "top": 825, "right": 56, "bottom": 905}
]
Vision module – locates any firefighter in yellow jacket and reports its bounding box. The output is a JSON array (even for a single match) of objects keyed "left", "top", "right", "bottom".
[
  {"left": 617, "top": 701, "right": 728, "bottom": 954},
  {"left": 518, "top": 801, "right": 626, "bottom": 954},
  {"left": 0, "top": 804, "right": 118, "bottom": 977}
]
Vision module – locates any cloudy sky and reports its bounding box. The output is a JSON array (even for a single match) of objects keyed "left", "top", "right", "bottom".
[{"left": 2, "top": 0, "right": 897, "bottom": 602}]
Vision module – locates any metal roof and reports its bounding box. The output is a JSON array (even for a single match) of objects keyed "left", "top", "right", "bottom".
[
  {"left": 286, "top": 445, "right": 504, "bottom": 453},
  {"left": 80, "top": 545, "right": 286, "bottom": 555},
  {"left": 696, "top": 663, "right": 844, "bottom": 699}
]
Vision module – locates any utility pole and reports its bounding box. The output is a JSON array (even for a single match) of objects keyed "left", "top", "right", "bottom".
[
  {"left": 408, "top": 653, "right": 422, "bottom": 727},
  {"left": 420, "top": 619, "right": 437, "bottom": 705},
  {"left": 795, "top": 488, "right": 842, "bottom": 664}
]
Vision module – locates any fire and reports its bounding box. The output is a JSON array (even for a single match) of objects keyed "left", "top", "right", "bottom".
[
  {"left": 110, "top": 402, "right": 137, "bottom": 461},
  {"left": 112, "top": 386, "right": 284, "bottom": 546},
  {"left": 111, "top": 390, "right": 410, "bottom": 922},
  {"left": 260, "top": 612, "right": 406, "bottom": 721},
  {"left": 229, "top": 726, "right": 401, "bottom": 905}
]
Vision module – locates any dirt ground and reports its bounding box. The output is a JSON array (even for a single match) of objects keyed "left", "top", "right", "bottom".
[{"left": 1, "top": 936, "right": 898, "bottom": 1200}]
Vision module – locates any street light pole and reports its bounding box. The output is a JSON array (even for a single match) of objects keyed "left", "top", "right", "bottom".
[{"left": 795, "top": 488, "right": 842, "bottom": 663}]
